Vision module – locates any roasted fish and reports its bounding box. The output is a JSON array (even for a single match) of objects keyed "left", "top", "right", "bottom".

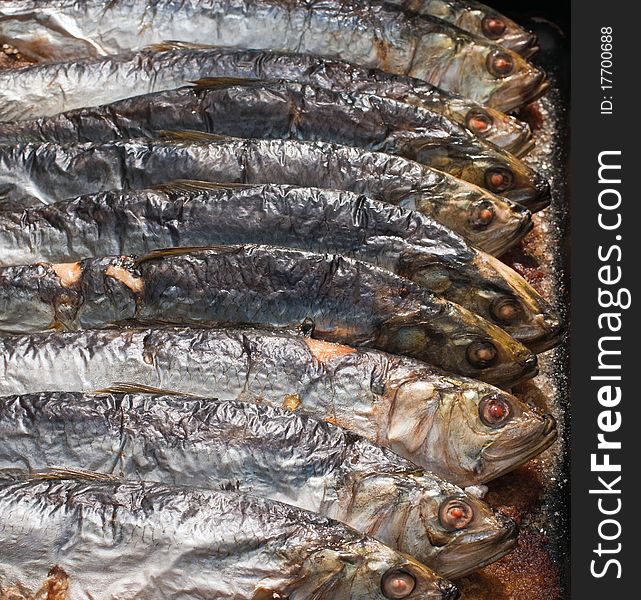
[
  {"left": 0, "top": 80, "right": 550, "bottom": 207},
  {"left": 0, "top": 138, "right": 537, "bottom": 248},
  {"left": 0, "top": 391, "right": 518, "bottom": 578},
  {"left": 0, "top": 182, "right": 561, "bottom": 350},
  {"left": 0, "top": 0, "right": 548, "bottom": 111},
  {"left": 385, "top": 0, "right": 538, "bottom": 56},
  {"left": 0, "top": 245, "right": 539, "bottom": 386},
  {"left": 0, "top": 327, "right": 557, "bottom": 485},
  {"left": 0, "top": 476, "right": 458, "bottom": 599},
  {"left": 0, "top": 44, "right": 532, "bottom": 155}
]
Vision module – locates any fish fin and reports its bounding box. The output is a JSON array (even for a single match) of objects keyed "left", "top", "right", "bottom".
[
  {"left": 145, "top": 40, "right": 219, "bottom": 52},
  {"left": 157, "top": 179, "right": 256, "bottom": 193},
  {"left": 29, "top": 468, "right": 119, "bottom": 482},
  {"left": 157, "top": 129, "right": 240, "bottom": 143},
  {"left": 190, "top": 76, "right": 259, "bottom": 90},
  {"left": 94, "top": 382, "right": 204, "bottom": 398},
  {"left": 135, "top": 244, "right": 244, "bottom": 264}
]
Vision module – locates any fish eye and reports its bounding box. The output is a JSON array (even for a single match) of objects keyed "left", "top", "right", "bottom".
[
  {"left": 470, "top": 201, "right": 495, "bottom": 229},
  {"left": 466, "top": 339, "right": 498, "bottom": 368},
  {"left": 466, "top": 110, "right": 493, "bottom": 135},
  {"left": 491, "top": 297, "right": 523, "bottom": 323},
  {"left": 381, "top": 569, "right": 417, "bottom": 599},
  {"left": 485, "top": 167, "right": 515, "bottom": 193},
  {"left": 439, "top": 497, "right": 474, "bottom": 531},
  {"left": 487, "top": 50, "right": 515, "bottom": 78},
  {"left": 479, "top": 394, "right": 513, "bottom": 427},
  {"left": 482, "top": 16, "right": 507, "bottom": 39}
]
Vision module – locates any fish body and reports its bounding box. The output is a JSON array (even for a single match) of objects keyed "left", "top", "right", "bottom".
[
  {"left": 0, "top": 327, "right": 557, "bottom": 486},
  {"left": 0, "top": 0, "right": 548, "bottom": 111},
  {"left": 0, "top": 245, "right": 538, "bottom": 386},
  {"left": 0, "top": 44, "right": 532, "bottom": 155},
  {"left": 0, "top": 477, "right": 456, "bottom": 599},
  {"left": 0, "top": 138, "right": 535, "bottom": 250},
  {"left": 0, "top": 391, "right": 518, "bottom": 578},
  {"left": 386, "top": 0, "right": 538, "bottom": 56},
  {"left": 0, "top": 183, "right": 561, "bottom": 350},
  {"left": 0, "top": 80, "right": 550, "bottom": 207}
]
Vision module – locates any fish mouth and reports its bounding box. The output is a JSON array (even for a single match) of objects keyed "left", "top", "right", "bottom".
[
  {"left": 481, "top": 415, "right": 558, "bottom": 481},
  {"left": 510, "top": 353, "right": 539, "bottom": 386},
  {"left": 434, "top": 515, "right": 519, "bottom": 579},
  {"left": 437, "top": 581, "right": 461, "bottom": 600},
  {"left": 491, "top": 70, "right": 549, "bottom": 113},
  {"left": 523, "top": 316, "right": 567, "bottom": 354},
  {"left": 511, "top": 134, "right": 536, "bottom": 159},
  {"left": 506, "top": 175, "right": 551, "bottom": 213},
  {"left": 512, "top": 32, "right": 540, "bottom": 59}
]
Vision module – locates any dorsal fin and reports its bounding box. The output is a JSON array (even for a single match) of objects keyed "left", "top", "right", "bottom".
[
  {"left": 135, "top": 245, "right": 244, "bottom": 264},
  {"left": 144, "top": 40, "right": 219, "bottom": 52},
  {"left": 157, "top": 179, "right": 255, "bottom": 193},
  {"left": 190, "top": 76, "right": 260, "bottom": 90},
  {"left": 93, "top": 383, "right": 204, "bottom": 397},
  {"left": 157, "top": 129, "right": 240, "bottom": 143}
]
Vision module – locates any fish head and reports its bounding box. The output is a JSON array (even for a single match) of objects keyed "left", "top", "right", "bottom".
[
  {"left": 338, "top": 460, "right": 517, "bottom": 578},
  {"left": 466, "top": 143, "right": 551, "bottom": 212},
  {"left": 457, "top": 101, "right": 533, "bottom": 156},
  {"left": 467, "top": 252, "right": 565, "bottom": 351},
  {"left": 410, "top": 183, "right": 532, "bottom": 255},
  {"left": 452, "top": 3, "right": 539, "bottom": 57},
  {"left": 441, "top": 36, "right": 548, "bottom": 112},
  {"left": 383, "top": 374, "right": 555, "bottom": 486},
  {"left": 295, "top": 538, "right": 458, "bottom": 600},
  {"left": 378, "top": 300, "right": 538, "bottom": 387}
]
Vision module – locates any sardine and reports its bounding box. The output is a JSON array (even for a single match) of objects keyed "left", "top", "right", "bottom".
[
  {"left": 0, "top": 327, "right": 557, "bottom": 485},
  {"left": 0, "top": 138, "right": 536, "bottom": 250},
  {"left": 0, "top": 80, "right": 550, "bottom": 208},
  {"left": 0, "top": 476, "right": 457, "bottom": 599},
  {"left": 0, "top": 43, "right": 532, "bottom": 155},
  {"left": 0, "top": 182, "right": 561, "bottom": 351},
  {"left": 0, "top": 391, "right": 518, "bottom": 578},
  {"left": 0, "top": 0, "right": 548, "bottom": 111},
  {"left": 385, "top": 0, "right": 538, "bottom": 56},
  {"left": 0, "top": 245, "right": 539, "bottom": 386}
]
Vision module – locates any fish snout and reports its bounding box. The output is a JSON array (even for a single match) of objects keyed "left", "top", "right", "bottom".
[
  {"left": 496, "top": 511, "right": 520, "bottom": 541},
  {"left": 521, "top": 353, "right": 539, "bottom": 378},
  {"left": 542, "top": 413, "right": 557, "bottom": 436},
  {"left": 438, "top": 581, "right": 461, "bottom": 600}
]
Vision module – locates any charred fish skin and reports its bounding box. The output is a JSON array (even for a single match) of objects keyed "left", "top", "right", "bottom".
[
  {"left": 0, "top": 327, "right": 556, "bottom": 486},
  {"left": 0, "top": 138, "right": 535, "bottom": 250},
  {"left": 0, "top": 45, "right": 532, "bottom": 156},
  {"left": 0, "top": 246, "right": 538, "bottom": 386},
  {"left": 0, "top": 391, "right": 518, "bottom": 578},
  {"left": 0, "top": 183, "right": 562, "bottom": 350},
  {"left": 0, "top": 80, "right": 550, "bottom": 207},
  {"left": 0, "top": 478, "right": 456, "bottom": 600},
  {"left": 387, "top": 0, "right": 538, "bottom": 57},
  {"left": 0, "top": 0, "right": 547, "bottom": 111}
]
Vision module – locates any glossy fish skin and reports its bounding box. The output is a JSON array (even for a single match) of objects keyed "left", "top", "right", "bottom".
[
  {"left": 0, "top": 183, "right": 561, "bottom": 350},
  {"left": 0, "top": 81, "right": 550, "bottom": 207},
  {"left": 0, "top": 477, "right": 456, "bottom": 600},
  {"left": 0, "top": 139, "right": 535, "bottom": 251},
  {"left": 0, "top": 391, "right": 518, "bottom": 578},
  {"left": 0, "top": 45, "right": 532, "bottom": 156},
  {"left": 0, "top": 0, "right": 547, "bottom": 111},
  {"left": 0, "top": 245, "right": 538, "bottom": 387},
  {"left": 388, "top": 0, "right": 538, "bottom": 56},
  {"left": 0, "top": 327, "right": 557, "bottom": 486}
]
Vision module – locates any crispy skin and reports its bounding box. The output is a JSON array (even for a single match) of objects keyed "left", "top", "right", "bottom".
[
  {"left": 0, "top": 391, "right": 517, "bottom": 578},
  {"left": 0, "top": 327, "right": 554, "bottom": 486},
  {"left": 0, "top": 0, "right": 547, "bottom": 110},
  {"left": 0, "top": 183, "right": 560, "bottom": 349},
  {"left": 0, "top": 138, "right": 534, "bottom": 247},
  {"left": 0, "top": 45, "right": 532, "bottom": 154},
  {"left": 0, "top": 80, "right": 550, "bottom": 207},
  {"left": 0, "top": 477, "right": 453, "bottom": 599}
]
